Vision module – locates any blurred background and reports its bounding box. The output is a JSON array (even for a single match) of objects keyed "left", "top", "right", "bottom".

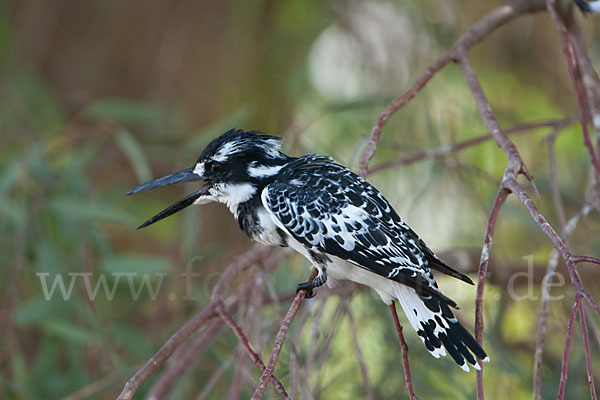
[{"left": 1, "top": 0, "right": 599, "bottom": 399}]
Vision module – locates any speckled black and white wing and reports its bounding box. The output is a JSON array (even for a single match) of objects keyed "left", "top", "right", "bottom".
[{"left": 262, "top": 155, "right": 487, "bottom": 371}]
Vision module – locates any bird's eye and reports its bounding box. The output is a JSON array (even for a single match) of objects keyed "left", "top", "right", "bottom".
[{"left": 208, "top": 161, "right": 222, "bottom": 173}]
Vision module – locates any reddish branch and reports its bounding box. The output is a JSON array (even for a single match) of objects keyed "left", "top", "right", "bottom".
[
  {"left": 557, "top": 295, "right": 581, "bottom": 400},
  {"left": 117, "top": 245, "right": 268, "bottom": 400},
  {"left": 358, "top": 0, "right": 548, "bottom": 177},
  {"left": 117, "top": 1, "right": 600, "bottom": 399},
  {"left": 573, "top": 255, "right": 600, "bottom": 265},
  {"left": 145, "top": 319, "right": 223, "bottom": 399},
  {"left": 542, "top": 121, "right": 573, "bottom": 228},
  {"left": 474, "top": 187, "right": 509, "bottom": 399},
  {"left": 368, "top": 118, "right": 576, "bottom": 175},
  {"left": 533, "top": 249, "right": 560, "bottom": 400},
  {"left": 117, "top": 306, "right": 220, "bottom": 400},
  {"left": 251, "top": 269, "right": 318, "bottom": 400},
  {"left": 533, "top": 202, "right": 591, "bottom": 400},
  {"left": 390, "top": 302, "right": 418, "bottom": 400},
  {"left": 546, "top": 0, "right": 600, "bottom": 178},
  {"left": 357, "top": 1, "right": 600, "bottom": 399},
  {"left": 217, "top": 304, "right": 290, "bottom": 399},
  {"left": 579, "top": 304, "right": 598, "bottom": 400}
]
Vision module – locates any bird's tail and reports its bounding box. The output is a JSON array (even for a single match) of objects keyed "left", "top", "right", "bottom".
[{"left": 393, "top": 285, "right": 488, "bottom": 372}]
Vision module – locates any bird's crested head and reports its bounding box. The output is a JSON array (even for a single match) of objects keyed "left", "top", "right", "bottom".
[
  {"left": 193, "top": 129, "right": 288, "bottom": 184},
  {"left": 126, "top": 129, "right": 289, "bottom": 228}
]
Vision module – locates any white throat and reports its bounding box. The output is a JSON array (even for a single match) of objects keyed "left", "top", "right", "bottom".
[{"left": 194, "top": 182, "right": 257, "bottom": 217}]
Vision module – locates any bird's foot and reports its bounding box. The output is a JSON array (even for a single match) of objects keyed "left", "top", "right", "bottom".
[
  {"left": 295, "top": 270, "right": 327, "bottom": 299},
  {"left": 296, "top": 281, "right": 317, "bottom": 298}
]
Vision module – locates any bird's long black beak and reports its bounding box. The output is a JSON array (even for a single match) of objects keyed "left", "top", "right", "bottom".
[
  {"left": 126, "top": 167, "right": 208, "bottom": 229},
  {"left": 126, "top": 167, "right": 201, "bottom": 195}
]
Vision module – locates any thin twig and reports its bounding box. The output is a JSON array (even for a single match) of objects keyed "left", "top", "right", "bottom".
[
  {"left": 573, "top": 256, "right": 600, "bottom": 265},
  {"left": 579, "top": 304, "right": 598, "bottom": 400},
  {"left": 542, "top": 118, "right": 579, "bottom": 228},
  {"left": 390, "top": 302, "right": 418, "bottom": 400},
  {"left": 117, "top": 245, "right": 267, "bottom": 400},
  {"left": 195, "top": 353, "right": 236, "bottom": 400},
  {"left": 117, "top": 306, "right": 220, "bottom": 400},
  {"left": 534, "top": 203, "right": 590, "bottom": 400},
  {"left": 533, "top": 248, "right": 561, "bottom": 400},
  {"left": 358, "top": 0, "right": 547, "bottom": 177},
  {"left": 145, "top": 319, "right": 224, "bottom": 400},
  {"left": 475, "top": 187, "right": 509, "bottom": 400},
  {"left": 368, "top": 117, "right": 575, "bottom": 175},
  {"left": 546, "top": 0, "right": 600, "bottom": 178},
  {"left": 218, "top": 304, "right": 290, "bottom": 399},
  {"left": 251, "top": 270, "right": 318, "bottom": 400},
  {"left": 557, "top": 295, "right": 581, "bottom": 400}
]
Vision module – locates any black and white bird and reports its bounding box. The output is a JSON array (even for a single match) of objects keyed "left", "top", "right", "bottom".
[
  {"left": 127, "top": 129, "right": 488, "bottom": 371},
  {"left": 575, "top": 0, "right": 600, "bottom": 13}
]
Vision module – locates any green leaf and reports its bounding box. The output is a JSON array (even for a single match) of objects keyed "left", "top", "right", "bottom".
[{"left": 115, "top": 129, "right": 152, "bottom": 183}]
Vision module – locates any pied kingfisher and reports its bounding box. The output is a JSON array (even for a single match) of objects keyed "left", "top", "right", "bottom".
[{"left": 127, "top": 129, "right": 488, "bottom": 371}]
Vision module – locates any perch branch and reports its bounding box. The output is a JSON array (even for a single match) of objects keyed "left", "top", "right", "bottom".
[
  {"left": 251, "top": 269, "right": 318, "bottom": 400},
  {"left": 390, "top": 302, "right": 418, "bottom": 400}
]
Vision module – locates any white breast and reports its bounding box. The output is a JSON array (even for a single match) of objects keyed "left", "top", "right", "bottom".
[{"left": 252, "top": 207, "right": 285, "bottom": 246}]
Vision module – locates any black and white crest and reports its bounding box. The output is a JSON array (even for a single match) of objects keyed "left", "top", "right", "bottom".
[
  {"left": 128, "top": 129, "right": 488, "bottom": 371},
  {"left": 196, "top": 129, "right": 285, "bottom": 167}
]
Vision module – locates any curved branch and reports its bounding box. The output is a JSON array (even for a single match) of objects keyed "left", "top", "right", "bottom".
[
  {"left": 217, "top": 304, "right": 290, "bottom": 399},
  {"left": 358, "top": 0, "right": 547, "bottom": 176},
  {"left": 368, "top": 117, "right": 576, "bottom": 175},
  {"left": 145, "top": 319, "right": 224, "bottom": 400},
  {"left": 573, "top": 255, "right": 600, "bottom": 265},
  {"left": 117, "top": 245, "right": 268, "bottom": 400},
  {"left": 546, "top": 0, "right": 600, "bottom": 178}
]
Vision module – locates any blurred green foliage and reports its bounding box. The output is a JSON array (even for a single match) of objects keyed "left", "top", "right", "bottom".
[{"left": 1, "top": 0, "right": 599, "bottom": 399}]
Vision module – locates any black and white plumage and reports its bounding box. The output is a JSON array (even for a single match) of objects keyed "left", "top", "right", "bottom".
[{"left": 127, "top": 129, "right": 488, "bottom": 371}]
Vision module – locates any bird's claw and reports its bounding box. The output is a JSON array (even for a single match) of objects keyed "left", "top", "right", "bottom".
[{"left": 296, "top": 282, "right": 316, "bottom": 298}]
